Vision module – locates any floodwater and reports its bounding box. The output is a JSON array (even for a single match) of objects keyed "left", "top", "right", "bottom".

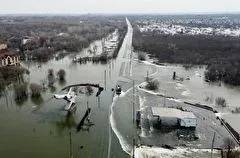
[
  {"left": 110, "top": 59, "right": 238, "bottom": 156},
  {"left": 136, "top": 59, "right": 240, "bottom": 138},
  {"left": 0, "top": 18, "right": 240, "bottom": 158},
  {"left": 0, "top": 19, "right": 132, "bottom": 158}
]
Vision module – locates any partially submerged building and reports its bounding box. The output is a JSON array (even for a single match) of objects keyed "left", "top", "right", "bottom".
[{"left": 151, "top": 107, "right": 197, "bottom": 128}]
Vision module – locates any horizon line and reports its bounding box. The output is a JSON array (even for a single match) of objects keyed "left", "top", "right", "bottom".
[{"left": 1, "top": 11, "right": 240, "bottom": 16}]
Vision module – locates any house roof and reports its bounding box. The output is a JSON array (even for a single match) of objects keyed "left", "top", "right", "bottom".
[
  {"left": 0, "top": 52, "right": 18, "bottom": 59},
  {"left": 152, "top": 107, "right": 196, "bottom": 120}
]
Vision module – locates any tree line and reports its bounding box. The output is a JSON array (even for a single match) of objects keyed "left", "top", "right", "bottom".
[
  {"left": 133, "top": 25, "right": 240, "bottom": 85},
  {"left": 1, "top": 16, "right": 127, "bottom": 61}
]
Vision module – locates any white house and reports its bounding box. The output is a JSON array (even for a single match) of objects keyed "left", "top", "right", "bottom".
[{"left": 151, "top": 107, "right": 197, "bottom": 128}]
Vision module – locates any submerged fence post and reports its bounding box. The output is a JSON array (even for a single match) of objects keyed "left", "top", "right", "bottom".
[{"left": 133, "top": 80, "right": 135, "bottom": 123}]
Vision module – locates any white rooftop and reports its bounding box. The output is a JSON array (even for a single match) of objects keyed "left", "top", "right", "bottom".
[{"left": 152, "top": 107, "right": 196, "bottom": 120}]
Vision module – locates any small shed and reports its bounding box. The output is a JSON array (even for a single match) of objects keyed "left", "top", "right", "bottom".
[{"left": 151, "top": 107, "right": 197, "bottom": 128}]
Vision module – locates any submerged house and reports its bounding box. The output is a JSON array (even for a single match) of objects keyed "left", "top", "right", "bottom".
[{"left": 0, "top": 52, "right": 20, "bottom": 67}]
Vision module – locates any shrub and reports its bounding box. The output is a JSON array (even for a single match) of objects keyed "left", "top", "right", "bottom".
[
  {"left": 215, "top": 97, "right": 227, "bottom": 107},
  {"left": 30, "top": 83, "right": 42, "bottom": 97},
  {"left": 0, "top": 73, "right": 6, "bottom": 96},
  {"left": 138, "top": 52, "right": 146, "bottom": 61},
  {"left": 204, "top": 95, "right": 214, "bottom": 103},
  {"left": 14, "top": 83, "right": 28, "bottom": 100},
  {"left": 40, "top": 79, "right": 48, "bottom": 90},
  {"left": 227, "top": 150, "right": 240, "bottom": 158},
  {"left": 232, "top": 107, "right": 240, "bottom": 113},
  {"left": 48, "top": 69, "right": 54, "bottom": 76},
  {"left": 47, "top": 69, "right": 55, "bottom": 86},
  {"left": 57, "top": 69, "right": 66, "bottom": 80},
  {"left": 146, "top": 79, "right": 160, "bottom": 90},
  {"left": 0, "top": 66, "right": 28, "bottom": 83},
  {"left": 223, "top": 137, "right": 238, "bottom": 158},
  {"left": 85, "top": 86, "right": 94, "bottom": 96}
]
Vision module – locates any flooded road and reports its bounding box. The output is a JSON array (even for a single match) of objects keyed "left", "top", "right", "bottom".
[
  {"left": 0, "top": 17, "right": 240, "bottom": 158},
  {"left": 0, "top": 19, "right": 132, "bottom": 158}
]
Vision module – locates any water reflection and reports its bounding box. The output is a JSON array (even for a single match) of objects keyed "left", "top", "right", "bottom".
[
  {"left": 76, "top": 108, "right": 93, "bottom": 132},
  {"left": 55, "top": 107, "right": 94, "bottom": 134},
  {"left": 49, "top": 86, "right": 57, "bottom": 93},
  {"left": 58, "top": 79, "right": 66, "bottom": 86},
  {"left": 56, "top": 108, "right": 77, "bottom": 134},
  {"left": 31, "top": 96, "right": 44, "bottom": 105},
  {"left": 15, "top": 96, "right": 28, "bottom": 107}
]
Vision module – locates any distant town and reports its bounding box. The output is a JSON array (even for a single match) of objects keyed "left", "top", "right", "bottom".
[{"left": 136, "top": 15, "right": 240, "bottom": 36}]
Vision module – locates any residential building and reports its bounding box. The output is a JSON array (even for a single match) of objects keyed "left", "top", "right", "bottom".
[
  {"left": 0, "top": 52, "right": 20, "bottom": 67},
  {"left": 0, "top": 44, "right": 8, "bottom": 51}
]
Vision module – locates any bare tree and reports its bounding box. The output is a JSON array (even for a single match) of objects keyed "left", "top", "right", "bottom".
[
  {"left": 40, "top": 79, "right": 48, "bottom": 90},
  {"left": 215, "top": 97, "right": 227, "bottom": 107},
  {"left": 47, "top": 69, "right": 55, "bottom": 87},
  {"left": 138, "top": 52, "right": 146, "bottom": 61},
  {"left": 146, "top": 78, "right": 160, "bottom": 90},
  {"left": 223, "top": 137, "right": 236, "bottom": 158},
  {"left": 30, "top": 83, "right": 42, "bottom": 97},
  {"left": 57, "top": 69, "right": 66, "bottom": 81},
  {"left": 13, "top": 83, "right": 28, "bottom": 100},
  {"left": 0, "top": 73, "right": 6, "bottom": 96}
]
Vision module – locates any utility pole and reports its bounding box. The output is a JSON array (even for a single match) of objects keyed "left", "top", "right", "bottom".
[
  {"left": 164, "top": 90, "right": 166, "bottom": 107},
  {"left": 104, "top": 69, "right": 107, "bottom": 91},
  {"left": 69, "top": 131, "right": 73, "bottom": 158},
  {"left": 211, "top": 132, "right": 216, "bottom": 158},
  {"left": 132, "top": 81, "right": 136, "bottom": 157},
  {"left": 132, "top": 80, "right": 135, "bottom": 123},
  {"left": 98, "top": 96, "right": 100, "bottom": 108},
  {"left": 109, "top": 61, "right": 111, "bottom": 78},
  {"left": 132, "top": 138, "right": 135, "bottom": 158},
  {"left": 146, "top": 70, "right": 149, "bottom": 81}
]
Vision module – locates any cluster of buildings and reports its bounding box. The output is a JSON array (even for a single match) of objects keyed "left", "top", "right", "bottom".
[
  {"left": 137, "top": 15, "right": 240, "bottom": 36},
  {"left": 0, "top": 35, "right": 43, "bottom": 67},
  {"left": 138, "top": 23, "right": 240, "bottom": 36},
  {"left": 103, "top": 29, "right": 119, "bottom": 56}
]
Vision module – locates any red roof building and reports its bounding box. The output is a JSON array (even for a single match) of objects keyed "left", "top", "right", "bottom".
[{"left": 0, "top": 52, "right": 20, "bottom": 67}]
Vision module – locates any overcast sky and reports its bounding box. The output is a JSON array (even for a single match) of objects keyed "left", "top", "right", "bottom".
[{"left": 1, "top": 0, "right": 240, "bottom": 14}]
